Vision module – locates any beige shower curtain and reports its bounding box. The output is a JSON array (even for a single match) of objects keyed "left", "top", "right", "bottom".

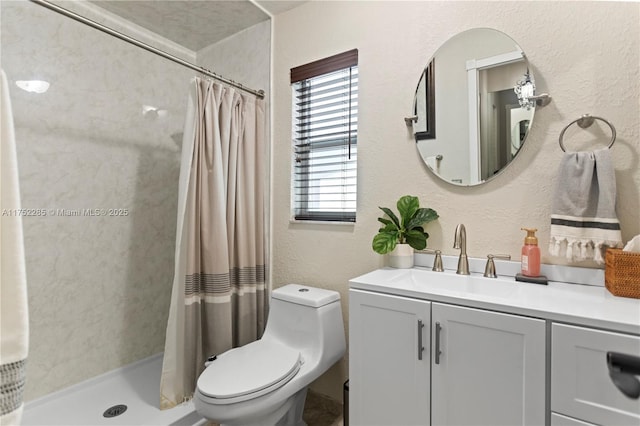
[{"left": 160, "top": 78, "right": 267, "bottom": 409}]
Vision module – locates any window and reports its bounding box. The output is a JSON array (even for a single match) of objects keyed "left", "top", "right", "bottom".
[{"left": 291, "top": 49, "right": 358, "bottom": 222}]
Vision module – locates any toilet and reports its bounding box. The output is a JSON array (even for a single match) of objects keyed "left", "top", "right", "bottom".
[{"left": 193, "top": 284, "right": 346, "bottom": 426}]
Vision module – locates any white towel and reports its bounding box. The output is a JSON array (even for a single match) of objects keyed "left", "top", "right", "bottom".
[
  {"left": 623, "top": 234, "right": 640, "bottom": 253},
  {"left": 0, "top": 69, "right": 29, "bottom": 425},
  {"left": 549, "top": 148, "right": 623, "bottom": 264}
]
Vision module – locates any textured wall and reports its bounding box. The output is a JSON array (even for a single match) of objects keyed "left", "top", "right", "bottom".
[
  {"left": 196, "top": 20, "right": 271, "bottom": 96},
  {"left": 272, "top": 1, "right": 640, "bottom": 401},
  {"left": 1, "top": 1, "right": 191, "bottom": 400}
]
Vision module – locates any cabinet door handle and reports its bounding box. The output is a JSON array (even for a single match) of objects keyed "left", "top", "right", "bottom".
[
  {"left": 417, "top": 319, "right": 425, "bottom": 360},
  {"left": 435, "top": 322, "right": 442, "bottom": 365}
]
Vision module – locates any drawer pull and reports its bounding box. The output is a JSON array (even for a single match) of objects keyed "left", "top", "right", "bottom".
[{"left": 607, "top": 351, "right": 640, "bottom": 400}]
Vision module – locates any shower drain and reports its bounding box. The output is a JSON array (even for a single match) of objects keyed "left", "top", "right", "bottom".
[{"left": 103, "top": 404, "right": 128, "bottom": 418}]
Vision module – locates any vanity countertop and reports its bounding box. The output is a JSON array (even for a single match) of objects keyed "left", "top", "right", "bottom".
[{"left": 349, "top": 267, "right": 640, "bottom": 335}]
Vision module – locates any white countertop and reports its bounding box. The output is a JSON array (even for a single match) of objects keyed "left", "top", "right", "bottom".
[{"left": 349, "top": 266, "right": 640, "bottom": 335}]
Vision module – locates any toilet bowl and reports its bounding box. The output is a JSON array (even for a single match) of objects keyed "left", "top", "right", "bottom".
[{"left": 194, "top": 284, "right": 346, "bottom": 426}]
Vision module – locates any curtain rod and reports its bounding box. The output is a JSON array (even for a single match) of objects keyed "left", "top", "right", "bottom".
[{"left": 29, "top": 0, "right": 266, "bottom": 99}]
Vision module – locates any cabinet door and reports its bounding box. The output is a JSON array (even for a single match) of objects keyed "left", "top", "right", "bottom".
[
  {"left": 552, "top": 323, "right": 640, "bottom": 425},
  {"left": 431, "top": 303, "right": 546, "bottom": 426},
  {"left": 349, "top": 289, "right": 431, "bottom": 426}
]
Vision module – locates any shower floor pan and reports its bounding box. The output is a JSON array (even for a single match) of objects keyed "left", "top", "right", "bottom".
[{"left": 22, "top": 354, "right": 205, "bottom": 426}]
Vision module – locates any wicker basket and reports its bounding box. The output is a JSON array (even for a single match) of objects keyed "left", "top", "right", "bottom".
[{"left": 605, "top": 248, "right": 640, "bottom": 298}]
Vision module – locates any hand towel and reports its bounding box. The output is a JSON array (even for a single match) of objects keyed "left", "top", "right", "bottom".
[
  {"left": 1, "top": 69, "right": 29, "bottom": 425},
  {"left": 548, "top": 148, "right": 623, "bottom": 264},
  {"left": 623, "top": 234, "right": 640, "bottom": 253}
]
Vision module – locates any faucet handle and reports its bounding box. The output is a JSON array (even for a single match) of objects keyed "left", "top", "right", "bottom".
[
  {"left": 421, "top": 249, "right": 444, "bottom": 272},
  {"left": 484, "top": 254, "right": 511, "bottom": 278}
]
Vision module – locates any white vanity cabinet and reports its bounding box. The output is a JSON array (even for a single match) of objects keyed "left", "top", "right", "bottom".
[
  {"left": 349, "top": 289, "right": 431, "bottom": 426},
  {"left": 349, "top": 289, "right": 546, "bottom": 426},
  {"left": 349, "top": 266, "right": 640, "bottom": 426},
  {"left": 431, "top": 302, "right": 546, "bottom": 425}
]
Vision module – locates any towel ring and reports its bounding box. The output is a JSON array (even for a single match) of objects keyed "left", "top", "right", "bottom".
[{"left": 558, "top": 114, "right": 616, "bottom": 152}]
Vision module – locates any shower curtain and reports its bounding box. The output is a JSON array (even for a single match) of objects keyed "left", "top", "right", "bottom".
[{"left": 160, "top": 78, "right": 267, "bottom": 409}]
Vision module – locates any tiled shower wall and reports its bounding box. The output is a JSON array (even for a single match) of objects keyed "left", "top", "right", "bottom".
[
  {"left": 196, "top": 20, "right": 271, "bottom": 100},
  {"left": 1, "top": 1, "right": 192, "bottom": 400}
]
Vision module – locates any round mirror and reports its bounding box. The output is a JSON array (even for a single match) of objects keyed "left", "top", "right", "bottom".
[{"left": 413, "top": 28, "right": 536, "bottom": 186}]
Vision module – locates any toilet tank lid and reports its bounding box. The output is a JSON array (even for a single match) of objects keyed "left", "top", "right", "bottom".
[{"left": 271, "top": 284, "right": 340, "bottom": 307}]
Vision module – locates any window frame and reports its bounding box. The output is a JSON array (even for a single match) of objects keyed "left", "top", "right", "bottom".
[{"left": 290, "top": 49, "right": 359, "bottom": 223}]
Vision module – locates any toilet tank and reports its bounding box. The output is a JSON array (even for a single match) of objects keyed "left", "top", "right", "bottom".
[
  {"left": 264, "top": 284, "right": 345, "bottom": 365},
  {"left": 271, "top": 284, "right": 340, "bottom": 308}
]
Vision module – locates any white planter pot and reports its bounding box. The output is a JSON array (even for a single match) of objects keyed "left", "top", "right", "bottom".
[{"left": 388, "top": 243, "right": 414, "bottom": 269}]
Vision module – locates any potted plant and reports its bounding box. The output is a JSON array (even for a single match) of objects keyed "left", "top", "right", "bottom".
[{"left": 372, "top": 195, "right": 439, "bottom": 268}]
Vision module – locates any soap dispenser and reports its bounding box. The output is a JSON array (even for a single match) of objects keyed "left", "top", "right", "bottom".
[{"left": 521, "top": 228, "right": 541, "bottom": 277}]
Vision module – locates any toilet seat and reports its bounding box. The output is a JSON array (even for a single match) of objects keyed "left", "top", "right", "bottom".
[{"left": 197, "top": 339, "right": 302, "bottom": 404}]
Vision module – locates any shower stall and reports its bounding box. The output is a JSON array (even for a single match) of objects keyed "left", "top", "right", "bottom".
[{"left": 1, "top": 0, "right": 270, "bottom": 423}]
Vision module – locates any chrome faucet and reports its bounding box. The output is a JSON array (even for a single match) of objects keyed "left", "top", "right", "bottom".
[{"left": 453, "top": 224, "right": 469, "bottom": 275}]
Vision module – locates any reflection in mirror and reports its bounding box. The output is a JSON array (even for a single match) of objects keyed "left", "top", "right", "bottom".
[
  {"left": 413, "top": 28, "right": 536, "bottom": 186},
  {"left": 414, "top": 60, "right": 435, "bottom": 139}
]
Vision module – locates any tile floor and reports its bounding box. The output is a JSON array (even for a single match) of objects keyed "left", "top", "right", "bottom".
[
  {"left": 303, "top": 391, "right": 343, "bottom": 426},
  {"left": 205, "top": 391, "right": 343, "bottom": 426}
]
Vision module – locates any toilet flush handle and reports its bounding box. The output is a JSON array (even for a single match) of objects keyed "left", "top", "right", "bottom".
[{"left": 204, "top": 355, "right": 217, "bottom": 368}]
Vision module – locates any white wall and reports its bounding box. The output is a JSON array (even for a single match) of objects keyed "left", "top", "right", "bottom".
[
  {"left": 1, "top": 1, "right": 191, "bottom": 400},
  {"left": 272, "top": 1, "right": 640, "bottom": 401}
]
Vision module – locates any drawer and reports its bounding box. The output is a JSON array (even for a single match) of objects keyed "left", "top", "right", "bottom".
[{"left": 552, "top": 323, "right": 640, "bottom": 425}]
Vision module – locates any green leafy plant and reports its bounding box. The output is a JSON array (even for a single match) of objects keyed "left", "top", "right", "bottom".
[{"left": 372, "top": 195, "right": 439, "bottom": 254}]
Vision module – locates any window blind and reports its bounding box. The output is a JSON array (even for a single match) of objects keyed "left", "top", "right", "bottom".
[{"left": 291, "top": 50, "right": 358, "bottom": 222}]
